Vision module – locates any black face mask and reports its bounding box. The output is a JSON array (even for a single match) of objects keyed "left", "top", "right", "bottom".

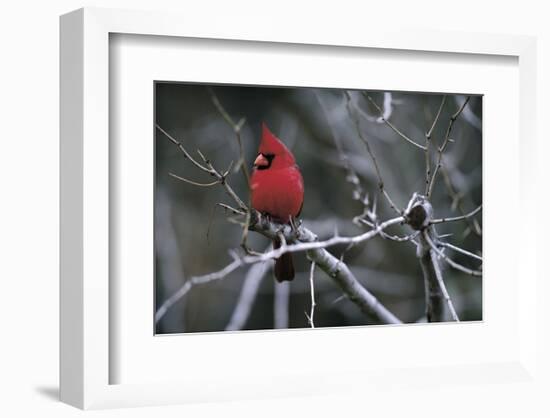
[{"left": 255, "top": 153, "right": 275, "bottom": 170}]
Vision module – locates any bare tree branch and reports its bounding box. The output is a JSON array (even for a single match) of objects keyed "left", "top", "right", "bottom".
[
  {"left": 425, "top": 95, "right": 447, "bottom": 190},
  {"left": 208, "top": 88, "right": 250, "bottom": 185},
  {"left": 439, "top": 241, "right": 482, "bottom": 262},
  {"left": 250, "top": 215, "right": 406, "bottom": 324},
  {"left": 429, "top": 244, "right": 460, "bottom": 322},
  {"left": 305, "top": 261, "right": 316, "bottom": 328},
  {"left": 155, "top": 256, "right": 243, "bottom": 325},
  {"left": 169, "top": 172, "right": 220, "bottom": 187},
  {"left": 363, "top": 92, "right": 426, "bottom": 150},
  {"left": 378, "top": 92, "right": 394, "bottom": 122},
  {"left": 274, "top": 281, "right": 290, "bottom": 329},
  {"left": 424, "top": 231, "right": 482, "bottom": 277},
  {"left": 156, "top": 124, "right": 248, "bottom": 211},
  {"left": 207, "top": 90, "right": 260, "bottom": 254},
  {"left": 426, "top": 96, "right": 471, "bottom": 197},
  {"left": 216, "top": 202, "right": 246, "bottom": 216},
  {"left": 225, "top": 255, "right": 272, "bottom": 331},
  {"left": 454, "top": 95, "right": 481, "bottom": 131},
  {"left": 156, "top": 211, "right": 405, "bottom": 325},
  {"left": 345, "top": 92, "right": 402, "bottom": 215},
  {"left": 426, "top": 95, "right": 448, "bottom": 140},
  {"left": 405, "top": 195, "right": 458, "bottom": 322},
  {"left": 441, "top": 165, "right": 482, "bottom": 236},
  {"left": 156, "top": 87, "right": 481, "bottom": 329},
  {"left": 155, "top": 188, "right": 187, "bottom": 332},
  {"left": 156, "top": 124, "right": 211, "bottom": 171},
  {"left": 306, "top": 244, "right": 402, "bottom": 324},
  {"left": 418, "top": 245, "right": 444, "bottom": 322},
  {"left": 315, "top": 92, "right": 366, "bottom": 204},
  {"left": 246, "top": 215, "right": 405, "bottom": 261},
  {"left": 380, "top": 229, "right": 419, "bottom": 243},
  {"left": 157, "top": 123, "right": 407, "bottom": 324},
  {"left": 430, "top": 204, "right": 482, "bottom": 225}
]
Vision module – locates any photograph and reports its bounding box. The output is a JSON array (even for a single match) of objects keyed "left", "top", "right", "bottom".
[
  {"left": 154, "top": 83, "right": 482, "bottom": 334},
  {"left": 3, "top": 0, "right": 544, "bottom": 414}
]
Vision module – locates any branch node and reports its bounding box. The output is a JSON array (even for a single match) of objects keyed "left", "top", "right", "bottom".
[{"left": 404, "top": 193, "right": 433, "bottom": 230}]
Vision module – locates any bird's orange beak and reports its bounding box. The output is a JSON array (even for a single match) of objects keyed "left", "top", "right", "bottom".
[{"left": 254, "top": 153, "right": 269, "bottom": 167}]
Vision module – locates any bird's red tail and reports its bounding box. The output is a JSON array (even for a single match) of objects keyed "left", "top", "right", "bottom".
[{"left": 273, "top": 238, "right": 295, "bottom": 282}]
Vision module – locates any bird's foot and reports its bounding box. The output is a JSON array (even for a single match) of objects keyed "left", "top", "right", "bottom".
[
  {"left": 289, "top": 217, "right": 301, "bottom": 239},
  {"left": 241, "top": 242, "right": 262, "bottom": 256}
]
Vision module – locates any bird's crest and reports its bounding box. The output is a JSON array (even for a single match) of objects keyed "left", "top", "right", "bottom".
[{"left": 259, "top": 123, "right": 295, "bottom": 165}]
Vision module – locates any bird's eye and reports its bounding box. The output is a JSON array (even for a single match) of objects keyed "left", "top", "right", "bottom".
[{"left": 254, "top": 153, "right": 275, "bottom": 170}]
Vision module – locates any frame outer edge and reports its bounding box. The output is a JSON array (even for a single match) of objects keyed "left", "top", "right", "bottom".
[
  {"left": 518, "top": 38, "right": 539, "bottom": 379},
  {"left": 59, "top": 8, "right": 85, "bottom": 409},
  {"left": 58, "top": 6, "right": 542, "bottom": 409},
  {"left": 82, "top": 7, "right": 111, "bottom": 409}
]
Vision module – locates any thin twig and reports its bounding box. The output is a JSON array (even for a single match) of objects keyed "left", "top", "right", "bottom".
[
  {"left": 315, "top": 92, "right": 365, "bottom": 204},
  {"left": 208, "top": 88, "right": 250, "bottom": 185},
  {"left": 380, "top": 229, "right": 419, "bottom": 243},
  {"left": 305, "top": 245, "right": 402, "bottom": 324},
  {"left": 216, "top": 203, "right": 246, "bottom": 216},
  {"left": 430, "top": 204, "right": 482, "bottom": 225},
  {"left": 428, "top": 241, "right": 460, "bottom": 322},
  {"left": 155, "top": 212, "right": 405, "bottom": 325},
  {"left": 225, "top": 252, "right": 271, "bottom": 331},
  {"left": 160, "top": 122, "right": 404, "bottom": 325},
  {"left": 441, "top": 166, "right": 482, "bottom": 236},
  {"left": 155, "top": 257, "right": 243, "bottom": 324},
  {"left": 345, "top": 92, "right": 401, "bottom": 215},
  {"left": 426, "top": 96, "right": 471, "bottom": 197},
  {"left": 306, "top": 261, "right": 316, "bottom": 328},
  {"left": 426, "top": 95, "right": 448, "bottom": 139},
  {"left": 454, "top": 95, "right": 481, "bottom": 131},
  {"left": 246, "top": 215, "right": 404, "bottom": 262},
  {"left": 169, "top": 172, "right": 220, "bottom": 187},
  {"left": 156, "top": 124, "right": 248, "bottom": 210},
  {"left": 363, "top": 92, "right": 426, "bottom": 150},
  {"left": 274, "top": 281, "right": 290, "bottom": 329},
  {"left": 419, "top": 244, "right": 444, "bottom": 322},
  {"left": 440, "top": 242, "right": 483, "bottom": 262},
  {"left": 155, "top": 188, "right": 187, "bottom": 331},
  {"left": 425, "top": 95, "right": 447, "bottom": 189},
  {"left": 156, "top": 124, "right": 210, "bottom": 172},
  {"left": 207, "top": 89, "right": 255, "bottom": 251},
  {"left": 424, "top": 231, "right": 482, "bottom": 277}
]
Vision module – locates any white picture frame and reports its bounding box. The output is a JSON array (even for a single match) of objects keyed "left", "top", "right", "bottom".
[{"left": 60, "top": 7, "right": 543, "bottom": 410}]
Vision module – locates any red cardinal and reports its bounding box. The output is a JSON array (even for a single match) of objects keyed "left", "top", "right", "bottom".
[{"left": 250, "top": 123, "right": 304, "bottom": 282}]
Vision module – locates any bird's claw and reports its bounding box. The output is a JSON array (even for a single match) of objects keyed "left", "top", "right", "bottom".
[{"left": 289, "top": 216, "right": 302, "bottom": 239}]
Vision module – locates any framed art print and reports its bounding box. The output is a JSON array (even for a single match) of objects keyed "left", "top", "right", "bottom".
[{"left": 60, "top": 7, "right": 545, "bottom": 411}]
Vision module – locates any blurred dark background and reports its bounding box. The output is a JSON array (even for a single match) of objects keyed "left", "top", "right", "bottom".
[{"left": 154, "top": 83, "right": 482, "bottom": 334}]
